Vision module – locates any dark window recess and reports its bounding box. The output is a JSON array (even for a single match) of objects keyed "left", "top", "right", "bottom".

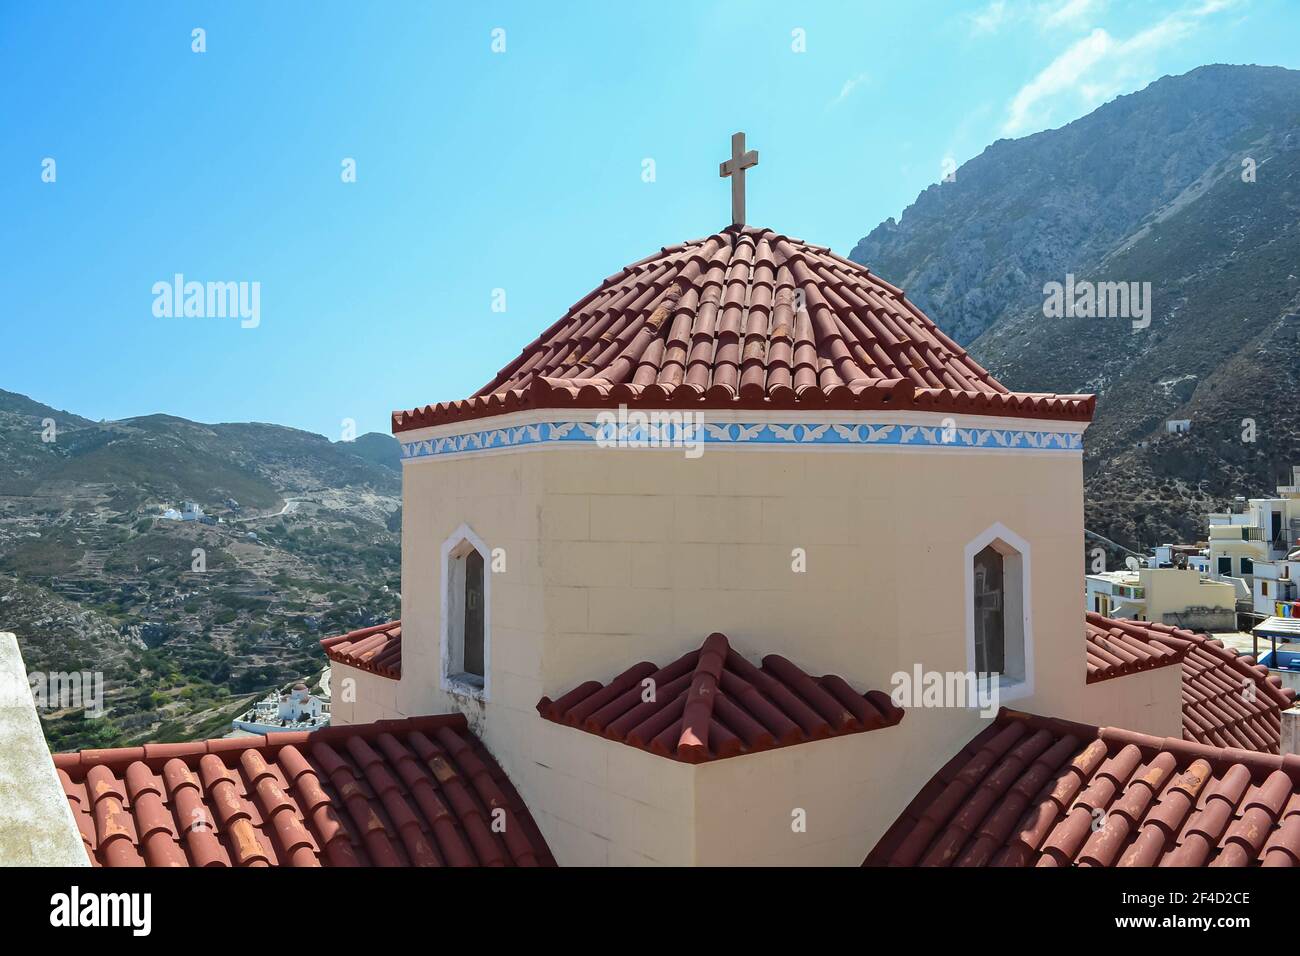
[
  {"left": 463, "top": 549, "right": 485, "bottom": 678},
  {"left": 1218, "top": 556, "right": 1232, "bottom": 576},
  {"left": 973, "top": 545, "right": 1005, "bottom": 675},
  {"left": 1242, "top": 558, "right": 1254, "bottom": 575}
]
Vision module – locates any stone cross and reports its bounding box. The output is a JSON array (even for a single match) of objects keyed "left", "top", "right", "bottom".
[{"left": 719, "top": 131, "right": 758, "bottom": 225}]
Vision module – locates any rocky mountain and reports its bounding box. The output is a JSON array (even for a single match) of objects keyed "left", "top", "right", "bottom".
[
  {"left": 850, "top": 64, "right": 1300, "bottom": 550},
  {"left": 0, "top": 389, "right": 403, "bottom": 750}
]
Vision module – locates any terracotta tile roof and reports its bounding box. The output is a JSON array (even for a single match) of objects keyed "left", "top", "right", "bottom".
[
  {"left": 535, "top": 631, "right": 904, "bottom": 764},
  {"left": 392, "top": 226, "right": 1095, "bottom": 433},
  {"left": 1166, "top": 628, "right": 1296, "bottom": 754},
  {"left": 320, "top": 621, "right": 401, "bottom": 679},
  {"left": 1083, "top": 614, "right": 1296, "bottom": 754},
  {"left": 53, "top": 714, "right": 555, "bottom": 867},
  {"left": 865, "top": 709, "right": 1300, "bottom": 867},
  {"left": 1085, "top": 612, "right": 1188, "bottom": 683}
]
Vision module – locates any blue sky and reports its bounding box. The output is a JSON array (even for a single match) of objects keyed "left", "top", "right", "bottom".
[{"left": 3, "top": 0, "right": 1297, "bottom": 438}]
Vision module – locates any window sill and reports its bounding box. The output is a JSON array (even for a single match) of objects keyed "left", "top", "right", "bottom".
[
  {"left": 443, "top": 673, "right": 487, "bottom": 701},
  {"left": 968, "top": 674, "right": 1031, "bottom": 706},
  {"left": 994, "top": 677, "right": 1032, "bottom": 704}
]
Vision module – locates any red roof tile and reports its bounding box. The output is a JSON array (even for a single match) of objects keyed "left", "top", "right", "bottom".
[
  {"left": 1085, "top": 612, "right": 1188, "bottom": 683},
  {"left": 1083, "top": 614, "right": 1296, "bottom": 754},
  {"left": 320, "top": 621, "right": 401, "bottom": 679},
  {"left": 392, "top": 226, "right": 1095, "bottom": 433},
  {"left": 865, "top": 709, "right": 1300, "bottom": 867},
  {"left": 536, "top": 631, "right": 904, "bottom": 763},
  {"left": 53, "top": 714, "right": 554, "bottom": 867},
  {"left": 1167, "top": 628, "right": 1296, "bottom": 754}
]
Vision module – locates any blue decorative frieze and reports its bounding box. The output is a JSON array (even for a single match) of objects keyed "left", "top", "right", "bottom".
[{"left": 399, "top": 419, "right": 1084, "bottom": 461}]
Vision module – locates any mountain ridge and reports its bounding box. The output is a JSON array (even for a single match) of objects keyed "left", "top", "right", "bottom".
[{"left": 849, "top": 63, "right": 1300, "bottom": 549}]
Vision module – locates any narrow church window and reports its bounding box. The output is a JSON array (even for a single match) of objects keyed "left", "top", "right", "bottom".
[
  {"left": 441, "top": 525, "right": 491, "bottom": 698},
  {"left": 973, "top": 545, "right": 1005, "bottom": 675},
  {"left": 965, "top": 524, "right": 1030, "bottom": 700},
  {"left": 463, "top": 549, "right": 485, "bottom": 678}
]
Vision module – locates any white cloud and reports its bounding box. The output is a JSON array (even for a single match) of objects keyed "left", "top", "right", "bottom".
[
  {"left": 969, "top": 1, "right": 1011, "bottom": 35},
  {"left": 1000, "top": 0, "right": 1239, "bottom": 135},
  {"left": 828, "top": 71, "right": 872, "bottom": 108},
  {"left": 1041, "top": 0, "right": 1101, "bottom": 30},
  {"left": 969, "top": 0, "right": 1103, "bottom": 37},
  {"left": 1003, "top": 28, "right": 1112, "bottom": 133}
]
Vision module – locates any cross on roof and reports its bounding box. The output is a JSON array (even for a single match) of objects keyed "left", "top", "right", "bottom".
[{"left": 718, "top": 131, "right": 758, "bottom": 226}]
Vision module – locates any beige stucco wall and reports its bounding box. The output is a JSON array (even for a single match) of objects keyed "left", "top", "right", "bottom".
[
  {"left": 398, "top": 450, "right": 547, "bottom": 744},
  {"left": 526, "top": 438, "right": 1089, "bottom": 719},
  {"left": 510, "top": 716, "right": 697, "bottom": 865},
  {"left": 693, "top": 704, "right": 984, "bottom": 865},
  {"left": 1139, "top": 567, "right": 1235, "bottom": 620},
  {"left": 1075, "top": 664, "right": 1185, "bottom": 739},
  {"left": 335, "top": 411, "right": 1186, "bottom": 865},
  {"left": 327, "top": 663, "right": 400, "bottom": 725}
]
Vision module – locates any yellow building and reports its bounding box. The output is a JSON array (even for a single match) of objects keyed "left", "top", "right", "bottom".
[{"left": 1086, "top": 567, "right": 1236, "bottom": 631}]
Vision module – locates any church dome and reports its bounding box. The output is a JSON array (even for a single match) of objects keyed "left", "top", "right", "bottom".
[{"left": 392, "top": 225, "right": 1093, "bottom": 432}]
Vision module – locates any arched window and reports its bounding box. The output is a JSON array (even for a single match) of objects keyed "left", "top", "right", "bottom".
[
  {"left": 441, "top": 525, "right": 491, "bottom": 698},
  {"left": 965, "top": 524, "right": 1031, "bottom": 700}
]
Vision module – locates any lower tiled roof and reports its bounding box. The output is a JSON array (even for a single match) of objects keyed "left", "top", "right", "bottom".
[
  {"left": 1084, "top": 613, "right": 1188, "bottom": 682},
  {"left": 866, "top": 709, "right": 1300, "bottom": 867},
  {"left": 536, "top": 631, "right": 904, "bottom": 763},
  {"left": 54, "top": 714, "right": 555, "bottom": 867},
  {"left": 1083, "top": 614, "right": 1296, "bottom": 754},
  {"left": 320, "top": 620, "right": 402, "bottom": 679},
  {"left": 1168, "top": 628, "right": 1296, "bottom": 754}
]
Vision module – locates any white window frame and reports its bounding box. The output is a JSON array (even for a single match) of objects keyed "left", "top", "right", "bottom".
[
  {"left": 965, "top": 522, "right": 1033, "bottom": 704},
  {"left": 440, "top": 523, "right": 491, "bottom": 701}
]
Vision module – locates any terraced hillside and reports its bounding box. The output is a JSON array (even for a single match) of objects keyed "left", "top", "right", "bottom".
[{"left": 0, "top": 388, "right": 403, "bottom": 750}]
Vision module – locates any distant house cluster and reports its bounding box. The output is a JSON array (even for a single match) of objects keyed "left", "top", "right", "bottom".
[
  {"left": 160, "top": 500, "right": 218, "bottom": 525},
  {"left": 230, "top": 681, "right": 329, "bottom": 735},
  {"left": 1204, "top": 468, "right": 1300, "bottom": 627},
  {"left": 1088, "top": 464, "right": 1300, "bottom": 638}
]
